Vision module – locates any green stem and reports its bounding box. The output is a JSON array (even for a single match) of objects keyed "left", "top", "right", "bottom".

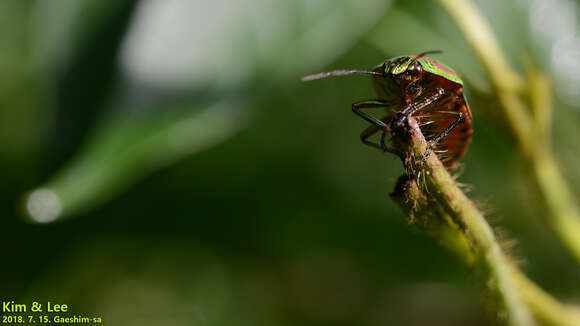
[
  {"left": 435, "top": 0, "right": 580, "bottom": 264},
  {"left": 22, "top": 101, "right": 246, "bottom": 222},
  {"left": 512, "top": 269, "right": 580, "bottom": 326},
  {"left": 392, "top": 117, "right": 536, "bottom": 326},
  {"left": 392, "top": 165, "right": 580, "bottom": 326},
  {"left": 529, "top": 152, "right": 580, "bottom": 263}
]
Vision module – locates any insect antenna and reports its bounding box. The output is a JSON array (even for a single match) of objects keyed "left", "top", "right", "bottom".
[
  {"left": 409, "top": 50, "right": 443, "bottom": 66},
  {"left": 301, "top": 70, "right": 382, "bottom": 82},
  {"left": 416, "top": 50, "right": 442, "bottom": 58}
]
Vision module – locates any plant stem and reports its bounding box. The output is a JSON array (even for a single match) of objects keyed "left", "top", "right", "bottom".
[
  {"left": 392, "top": 162, "right": 580, "bottom": 326},
  {"left": 435, "top": 0, "right": 580, "bottom": 264},
  {"left": 512, "top": 269, "right": 580, "bottom": 326},
  {"left": 529, "top": 152, "right": 580, "bottom": 263},
  {"left": 391, "top": 117, "right": 536, "bottom": 326}
]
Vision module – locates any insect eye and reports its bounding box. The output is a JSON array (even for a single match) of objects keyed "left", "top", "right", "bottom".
[{"left": 412, "top": 64, "right": 422, "bottom": 76}]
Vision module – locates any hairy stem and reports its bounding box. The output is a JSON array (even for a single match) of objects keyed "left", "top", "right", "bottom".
[
  {"left": 392, "top": 164, "right": 580, "bottom": 326},
  {"left": 391, "top": 117, "right": 536, "bottom": 326},
  {"left": 436, "top": 0, "right": 580, "bottom": 264}
]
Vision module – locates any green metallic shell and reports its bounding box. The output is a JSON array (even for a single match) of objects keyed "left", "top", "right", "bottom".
[
  {"left": 417, "top": 57, "right": 463, "bottom": 85},
  {"left": 385, "top": 56, "right": 463, "bottom": 86}
]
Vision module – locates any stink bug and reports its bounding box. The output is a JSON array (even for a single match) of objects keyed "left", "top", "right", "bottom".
[{"left": 302, "top": 51, "right": 473, "bottom": 170}]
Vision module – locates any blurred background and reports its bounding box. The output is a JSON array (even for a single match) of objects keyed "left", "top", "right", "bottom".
[{"left": 1, "top": 0, "right": 580, "bottom": 325}]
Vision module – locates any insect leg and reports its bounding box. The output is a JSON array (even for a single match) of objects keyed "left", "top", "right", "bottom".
[
  {"left": 422, "top": 111, "right": 465, "bottom": 164},
  {"left": 352, "top": 100, "right": 395, "bottom": 128},
  {"left": 359, "top": 119, "right": 400, "bottom": 155},
  {"left": 401, "top": 88, "right": 445, "bottom": 117},
  {"left": 390, "top": 88, "right": 447, "bottom": 132},
  {"left": 352, "top": 100, "right": 399, "bottom": 155}
]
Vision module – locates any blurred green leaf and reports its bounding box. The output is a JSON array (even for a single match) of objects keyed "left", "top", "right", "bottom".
[
  {"left": 24, "top": 99, "right": 247, "bottom": 221},
  {"left": 24, "top": 0, "right": 395, "bottom": 221}
]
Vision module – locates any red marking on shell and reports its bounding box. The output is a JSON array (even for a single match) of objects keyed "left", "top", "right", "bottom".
[{"left": 410, "top": 56, "right": 458, "bottom": 77}]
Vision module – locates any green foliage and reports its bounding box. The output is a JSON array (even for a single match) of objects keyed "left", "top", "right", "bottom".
[{"left": 1, "top": 0, "right": 579, "bottom": 325}]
